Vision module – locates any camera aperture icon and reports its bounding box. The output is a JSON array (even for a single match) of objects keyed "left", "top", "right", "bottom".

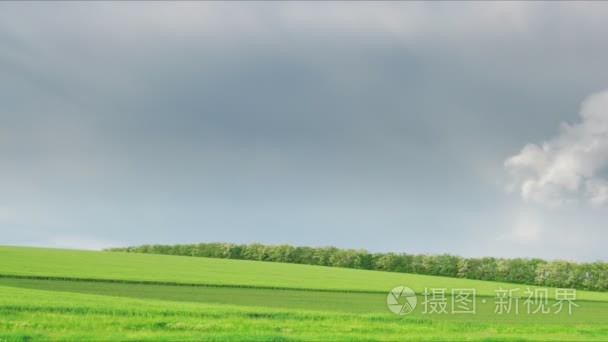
[{"left": 387, "top": 286, "right": 417, "bottom": 315}]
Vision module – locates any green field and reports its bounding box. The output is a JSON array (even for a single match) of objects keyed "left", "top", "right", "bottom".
[{"left": 1, "top": 246, "right": 607, "bottom": 340}]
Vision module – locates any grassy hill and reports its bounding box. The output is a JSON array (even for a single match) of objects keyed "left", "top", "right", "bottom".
[
  {"left": 106, "top": 242, "right": 607, "bottom": 292},
  {"left": 1, "top": 246, "right": 607, "bottom": 340},
  {"left": 2, "top": 246, "right": 607, "bottom": 300}
]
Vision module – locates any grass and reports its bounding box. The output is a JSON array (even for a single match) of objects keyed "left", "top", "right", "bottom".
[
  {"left": 1, "top": 246, "right": 607, "bottom": 300},
  {"left": 1, "top": 282, "right": 607, "bottom": 341},
  {"left": 0, "top": 246, "right": 607, "bottom": 340}
]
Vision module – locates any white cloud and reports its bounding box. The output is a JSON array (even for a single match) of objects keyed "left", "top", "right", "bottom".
[
  {"left": 587, "top": 179, "right": 608, "bottom": 207},
  {"left": 493, "top": 206, "right": 543, "bottom": 244},
  {"left": 505, "top": 90, "right": 608, "bottom": 207},
  {"left": 511, "top": 210, "right": 543, "bottom": 242}
]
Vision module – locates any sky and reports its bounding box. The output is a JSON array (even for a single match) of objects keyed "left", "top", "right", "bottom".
[{"left": 1, "top": 2, "right": 607, "bottom": 261}]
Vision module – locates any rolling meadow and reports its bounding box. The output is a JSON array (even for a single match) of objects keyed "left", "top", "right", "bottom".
[{"left": 0, "top": 246, "right": 607, "bottom": 341}]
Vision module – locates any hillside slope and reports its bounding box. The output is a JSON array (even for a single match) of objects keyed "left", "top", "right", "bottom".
[{"left": 1, "top": 246, "right": 607, "bottom": 301}]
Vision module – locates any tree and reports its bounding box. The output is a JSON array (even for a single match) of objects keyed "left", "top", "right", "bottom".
[
  {"left": 291, "top": 246, "right": 315, "bottom": 264},
  {"left": 313, "top": 246, "right": 339, "bottom": 266},
  {"left": 104, "top": 242, "right": 607, "bottom": 292}
]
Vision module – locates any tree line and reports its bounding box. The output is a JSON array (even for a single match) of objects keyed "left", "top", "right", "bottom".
[{"left": 106, "top": 242, "right": 608, "bottom": 291}]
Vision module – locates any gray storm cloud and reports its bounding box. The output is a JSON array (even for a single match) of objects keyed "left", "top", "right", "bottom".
[
  {"left": 2, "top": 2, "right": 608, "bottom": 260},
  {"left": 505, "top": 90, "right": 608, "bottom": 207}
]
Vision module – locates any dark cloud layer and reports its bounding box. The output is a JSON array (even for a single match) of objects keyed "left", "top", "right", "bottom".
[{"left": 1, "top": 2, "right": 607, "bottom": 260}]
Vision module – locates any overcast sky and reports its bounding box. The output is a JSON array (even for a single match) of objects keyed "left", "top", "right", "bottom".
[{"left": 1, "top": 2, "right": 607, "bottom": 261}]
